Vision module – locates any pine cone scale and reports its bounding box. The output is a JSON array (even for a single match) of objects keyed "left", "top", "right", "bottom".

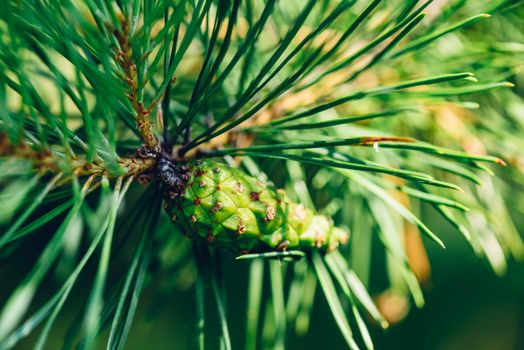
[{"left": 164, "top": 160, "right": 349, "bottom": 253}]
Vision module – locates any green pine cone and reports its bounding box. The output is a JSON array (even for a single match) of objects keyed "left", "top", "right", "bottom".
[{"left": 162, "top": 159, "right": 349, "bottom": 254}]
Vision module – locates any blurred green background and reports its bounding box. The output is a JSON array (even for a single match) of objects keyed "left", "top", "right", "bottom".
[
  {"left": 123, "top": 208, "right": 524, "bottom": 350},
  {"left": 121, "top": 209, "right": 524, "bottom": 350},
  {"left": 11, "top": 204, "right": 522, "bottom": 350}
]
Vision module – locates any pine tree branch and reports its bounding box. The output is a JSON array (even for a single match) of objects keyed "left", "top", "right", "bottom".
[
  {"left": 0, "top": 133, "right": 154, "bottom": 178},
  {"left": 113, "top": 17, "right": 159, "bottom": 152}
]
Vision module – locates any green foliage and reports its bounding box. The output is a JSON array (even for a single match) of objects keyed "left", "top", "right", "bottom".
[{"left": 0, "top": 0, "right": 523, "bottom": 349}]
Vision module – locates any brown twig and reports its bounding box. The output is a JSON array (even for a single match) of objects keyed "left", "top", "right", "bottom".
[
  {"left": 0, "top": 133, "right": 155, "bottom": 178},
  {"left": 113, "top": 18, "right": 159, "bottom": 152}
]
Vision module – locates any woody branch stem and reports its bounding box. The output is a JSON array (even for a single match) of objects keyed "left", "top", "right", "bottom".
[{"left": 114, "top": 18, "right": 159, "bottom": 151}]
